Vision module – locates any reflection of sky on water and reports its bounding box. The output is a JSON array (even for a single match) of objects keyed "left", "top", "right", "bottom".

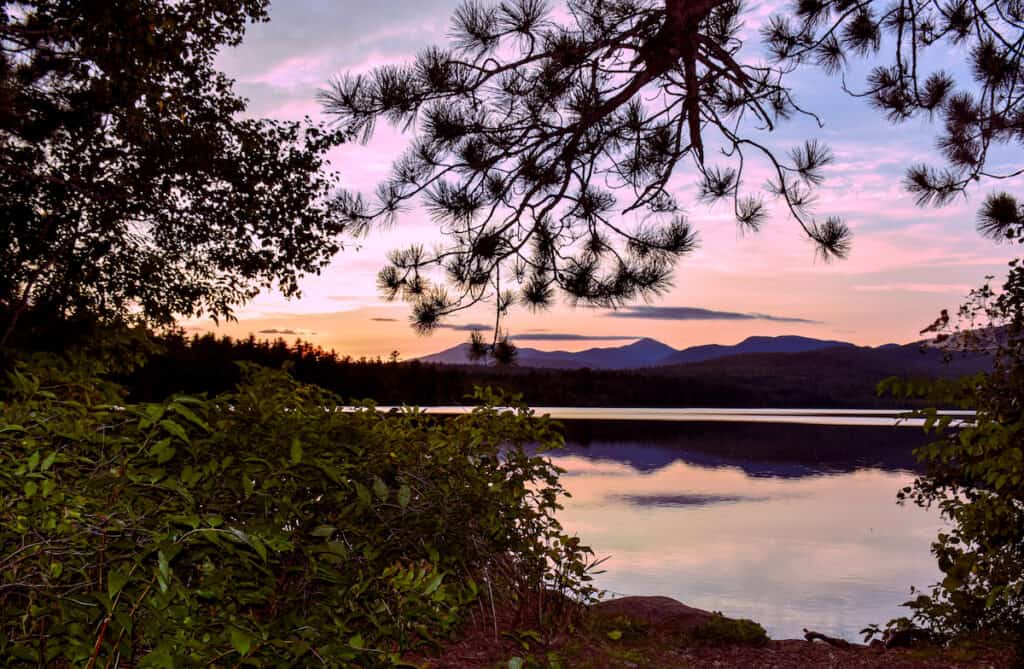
[{"left": 546, "top": 435, "right": 943, "bottom": 641}]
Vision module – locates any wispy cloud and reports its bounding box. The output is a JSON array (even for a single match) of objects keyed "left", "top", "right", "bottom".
[
  {"left": 851, "top": 282, "right": 973, "bottom": 294},
  {"left": 371, "top": 317, "right": 400, "bottom": 322},
  {"left": 436, "top": 324, "right": 642, "bottom": 341},
  {"left": 437, "top": 323, "right": 493, "bottom": 332},
  {"left": 511, "top": 333, "right": 641, "bottom": 342},
  {"left": 606, "top": 306, "right": 820, "bottom": 324},
  {"left": 257, "top": 328, "right": 317, "bottom": 335}
]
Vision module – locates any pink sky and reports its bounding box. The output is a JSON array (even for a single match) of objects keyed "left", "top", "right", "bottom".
[{"left": 196, "top": 1, "right": 1020, "bottom": 359}]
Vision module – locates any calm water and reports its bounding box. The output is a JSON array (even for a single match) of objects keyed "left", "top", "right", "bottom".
[{"left": 538, "top": 418, "right": 945, "bottom": 641}]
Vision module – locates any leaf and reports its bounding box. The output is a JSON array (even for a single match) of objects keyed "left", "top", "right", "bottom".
[
  {"left": 348, "top": 634, "right": 365, "bottom": 650},
  {"left": 169, "top": 402, "right": 209, "bottom": 430},
  {"left": 139, "top": 646, "right": 175, "bottom": 669},
  {"left": 149, "top": 438, "right": 176, "bottom": 464},
  {"left": 250, "top": 534, "right": 268, "bottom": 562},
  {"left": 311, "top": 525, "right": 337, "bottom": 538},
  {"left": 159, "top": 419, "right": 190, "bottom": 444},
  {"left": 355, "top": 482, "right": 372, "bottom": 507},
  {"left": 508, "top": 658, "right": 524, "bottom": 669},
  {"left": 108, "top": 569, "right": 129, "bottom": 599},
  {"left": 606, "top": 630, "right": 623, "bottom": 641},
  {"left": 23, "top": 481, "right": 37, "bottom": 497},
  {"left": 290, "top": 437, "right": 303, "bottom": 464},
  {"left": 372, "top": 476, "right": 388, "bottom": 501},
  {"left": 27, "top": 451, "right": 39, "bottom": 471},
  {"left": 40, "top": 451, "right": 57, "bottom": 471},
  {"left": 397, "top": 484, "right": 411, "bottom": 509},
  {"left": 230, "top": 627, "right": 253, "bottom": 656},
  {"left": 156, "top": 445, "right": 176, "bottom": 465},
  {"left": 158, "top": 551, "right": 171, "bottom": 585},
  {"left": 423, "top": 572, "right": 444, "bottom": 596}
]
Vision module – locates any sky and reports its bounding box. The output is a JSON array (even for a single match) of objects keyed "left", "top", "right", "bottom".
[{"left": 198, "top": 0, "right": 1021, "bottom": 359}]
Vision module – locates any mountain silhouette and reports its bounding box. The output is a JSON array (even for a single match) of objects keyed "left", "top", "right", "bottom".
[
  {"left": 659, "top": 335, "right": 854, "bottom": 364},
  {"left": 419, "top": 334, "right": 857, "bottom": 369}
]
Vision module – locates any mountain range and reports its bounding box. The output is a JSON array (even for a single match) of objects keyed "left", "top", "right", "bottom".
[{"left": 420, "top": 335, "right": 865, "bottom": 369}]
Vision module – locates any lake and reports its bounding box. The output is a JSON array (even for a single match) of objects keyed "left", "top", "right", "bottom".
[{"left": 537, "top": 415, "right": 944, "bottom": 642}]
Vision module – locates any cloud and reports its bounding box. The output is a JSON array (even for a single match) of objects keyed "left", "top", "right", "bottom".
[
  {"left": 371, "top": 317, "right": 399, "bottom": 322},
  {"left": 436, "top": 323, "right": 493, "bottom": 332},
  {"left": 605, "top": 306, "right": 820, "bottom": 324},
  {"left": 435, "top": 324, "right": 642, "bottom": 341},
  {"left": 511, "top": 333, "right": 641, "bottom": 342},
  {"left": 256, "top": 328, "right": 317, "bottom": 335},
  {"left": 851, "top": 282, "right": 973, "bottom": 294},
  {"left": 431, "top": 322, "right": 647, "bottom": 341}
]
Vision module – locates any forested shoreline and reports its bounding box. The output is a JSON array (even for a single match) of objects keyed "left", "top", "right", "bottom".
[{"left": 125, "top": 332, "right": 987, "bottom": 409}]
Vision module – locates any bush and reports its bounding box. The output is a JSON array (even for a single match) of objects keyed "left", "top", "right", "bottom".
[
  {"left": 0, "top": 354, "right": 596, "bottom": 667},
  {"left": 878, "top": 258, "right": 1024, "bottom": 650},
  {"left": 691, "top": 613, "right": 769, "bottom": 647}
]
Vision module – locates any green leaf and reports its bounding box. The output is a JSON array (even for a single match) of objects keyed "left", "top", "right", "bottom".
[
  {"left": 250, "top": 534, "right": 268, "bottom": 562},
  {"left": 290, "top": 437, "right": 303, "bottom": 464},
  {"left": 348, "top": 634, "right": 364, "bottom": 650},
  {"left": 160, "top": 419, "right": 190, "bottom": 444},
  {"left": 508, "top": 658, "right": 524, "bottom": 669},
  {"left": 372, "top": 476, "right": 388, "bottom": 501},
  {"left": 40, "top": 451, "right": 57, "bottom": 471},
  {"left": 355, "top": 482, "right": 371, "bottom": 507},
  {"left": 156, "top": 445, "right": 176, "bottom": 465},
  {"left": 606, "top": 630, "right": 623, "bottom": 641},
  {"left": 423, "top": 572, "right": 444, "bottom": 596},
  {"left": 397, "top": 484, "right": 411, "bottom": 509},
  {"left": 168, "top": 402, "right": 209, "bottom": 431},
  {"left": 139, "top": 646, "right": 175, "bottom": 669},
  {"left": 149, "top": 438, "right": 176, "bottom": 464},
  {"left": 311, "top": 525, "right": 337, "bottom": 538},
  {"left": 23, "top": 481, "right": 37, "bottom": 497},
  {"left": 27, "top": 451, "right": 39, "bottom": 471},
  {"left": 230, "top": 627, "right": 253, "bottom": 656},
  {"left": 108, "top": 569, "right": 129, "bottom": 599},
  {"left": 158, "top": 551, "right": 171, "bottom": 585}
]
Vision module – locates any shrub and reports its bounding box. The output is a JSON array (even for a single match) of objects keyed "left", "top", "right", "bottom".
[
  {"left": 0, "top": 354, "right": 596, "bottom": 667},
  {"left": 878, "top": 258, "right": 1024, "bottom": 651},
  {"left": 691, "top": 613, "right": 769, "bottom": 647}
]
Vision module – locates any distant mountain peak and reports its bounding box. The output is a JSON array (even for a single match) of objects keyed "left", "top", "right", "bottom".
[
  {"left": 419, "top": 333, "right": 859, "bottom": 369},
  {"left": 625, "top": 337, "right": 675, "bottom": 351}
]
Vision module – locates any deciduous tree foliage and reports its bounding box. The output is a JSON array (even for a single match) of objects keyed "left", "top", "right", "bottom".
[
  {"left": 322, "top": 0, "right": 1022, "bottom": 355},
  {"left": 881, "top": 217, "right": 1024, "bottom": 645},
  {"left": 0, "top": 1, "right": 348, "bottom": 346}
]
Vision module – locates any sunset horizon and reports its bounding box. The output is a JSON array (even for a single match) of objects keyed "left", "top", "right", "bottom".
[{"left": 192, "top": 0, "right": 1018, "bottom": 358}]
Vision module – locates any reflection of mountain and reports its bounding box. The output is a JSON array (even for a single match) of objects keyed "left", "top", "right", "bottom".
[{"left": 545, "top": 421, "right": 929, "bottom": 478}]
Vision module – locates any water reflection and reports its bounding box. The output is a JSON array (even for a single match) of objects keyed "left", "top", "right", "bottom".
[{"left": 544, "top": 422, "right": 943, "bottom": 641}]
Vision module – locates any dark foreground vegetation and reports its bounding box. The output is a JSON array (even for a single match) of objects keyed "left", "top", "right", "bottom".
[{"left": 0, "top": 347, "right": 598, "bottom": 666}]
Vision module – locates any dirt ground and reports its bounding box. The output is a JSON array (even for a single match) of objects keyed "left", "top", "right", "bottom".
[{"left": 410, "top": 596, "right": 1016, "bottom": 669}]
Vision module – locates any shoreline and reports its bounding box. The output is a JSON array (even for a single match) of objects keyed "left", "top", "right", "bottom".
[{"left": 411, "top": 595, "right": 1016, "bottom": 669}]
